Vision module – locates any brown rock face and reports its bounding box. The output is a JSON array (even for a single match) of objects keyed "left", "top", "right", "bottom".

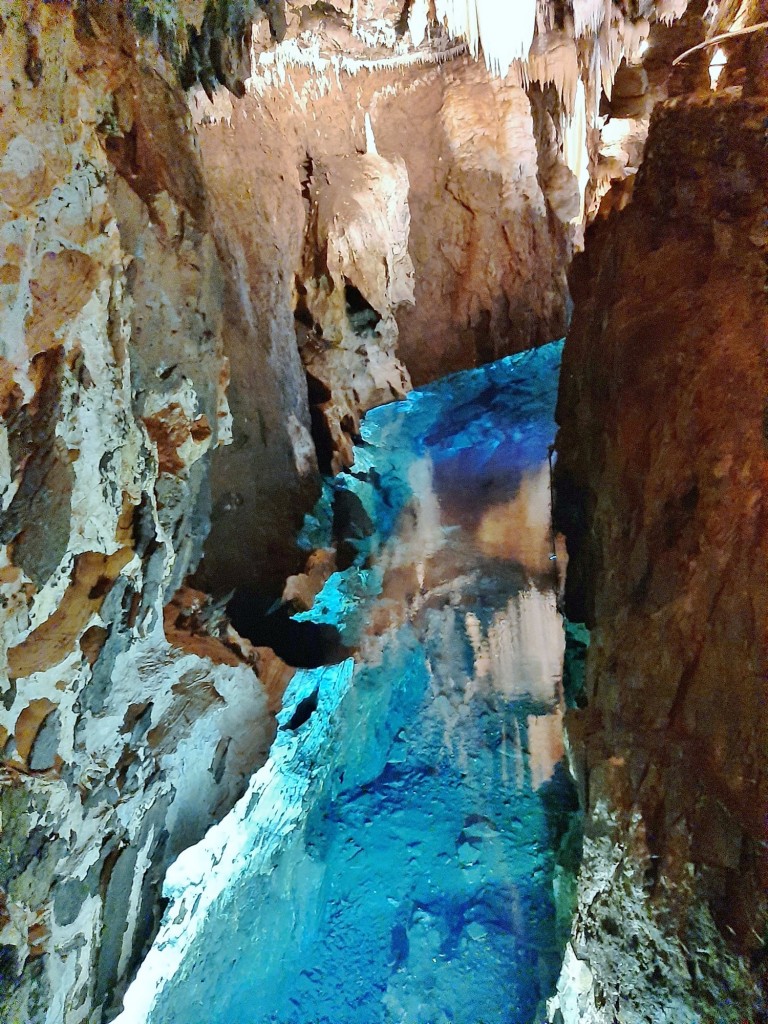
[
  {"left": 383, "top": 62, "right": 572, "bottom": 384},
  {"left": 0, "top": 6, "right": 277, "bottom": 1021},
  {"left": 553, "top": 93, "right": 768, "bottom": 1019},
  {"left": 188, "top": 84, "right": 321, "bottom": 596},
  {"left": 193, "top": 50, "right": 574, "bottom": 591}
]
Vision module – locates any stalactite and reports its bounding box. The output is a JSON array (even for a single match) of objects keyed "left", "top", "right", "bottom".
[
  {"left": 434, "top": 0, "right": 537, "bottom": 76},
  {"left": 525, "top": 31, "right": 580, "bottom": 115},
  {"left": 434, "top": 0, "right": 481, "bottom": 56},
  {"left": 572, "top": 0, "right": 611, "bottom": 37},
  {"left": 476, "top": 0, "right": 538, "bottom": 73},
  {"left": 536, "top": 0, "right": 558, "bottom": 33},
  {"left": 415, "top": 1, "right": 652, "bottom": 120},
  {"left": 622, "top": 15, "right": 651, "bottom": 60},
  {"left": 408, "top": 0, "right": 431, "bottom": 46},
  {"left": 562, "top": 78, "right": 588, "bottom": 221},
  {"left": 248, "top": 34, "right": 469, "bottom": 93},
  {"left": 655, "top": 0, "right": 691, "bottom": 24},
  {"left": 598, "top": 6, "right": 624, "bottom": 98}
]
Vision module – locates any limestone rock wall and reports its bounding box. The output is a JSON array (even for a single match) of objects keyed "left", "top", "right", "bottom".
[
  {"left": 384, "top": 60, "right": 573, "bottom": 385},
  {"left": 194, "top": 47, "right": 575, "bottom": 582},
  {"left": 552, "top": 88, "right": 768, "bottom": 1021},
  {"left": 0, "top": 6, "right": 281, "bottom": 1021},
  {"left": 0, "top": 1, "right": 733, "bottom": 1021},
  {"left": 184, "top": 79, "right": 321, "bottom": 598},
  {"left": 0, "top": 5, "right": 579, "bottom": 1017}
]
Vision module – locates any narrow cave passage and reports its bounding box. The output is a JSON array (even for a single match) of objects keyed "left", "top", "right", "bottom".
[
  {"left": 119, "top": 341, "right": 581, "bottom": 1024},
  {"left": 4, "top": 4, "right": 766, "bottom": 1022}
]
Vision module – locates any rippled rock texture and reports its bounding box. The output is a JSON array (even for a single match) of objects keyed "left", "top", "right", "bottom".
[{"left": 553, "top": 90, "right": 768, "bottom": 1022}]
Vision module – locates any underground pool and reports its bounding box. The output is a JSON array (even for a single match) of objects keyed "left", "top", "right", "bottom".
[{"left": 116, "top": 338, "right": 581, "bottom": 1024}]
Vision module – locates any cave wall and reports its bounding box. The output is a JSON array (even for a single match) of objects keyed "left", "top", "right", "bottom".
[
  {"left": 3, "top": 0, "right": 756, "bottom": 1021},
  {"left": 552, "top": 76, "right": 768, "bottom": 1023},
  {"left": 195, "top": 43, "right": 577, "bottom": 592},
  {"left": 0, "top": 6, "right": 284, "bottom": 1021},
  {"left": 0, "top": 3, "right": 581, "bottom": 1017},
  {"left": 382, "top": 63, "right": 573, "bottom": 385},
  {"left": 186, "top": 81, "right": 322, "bottom": 596}
]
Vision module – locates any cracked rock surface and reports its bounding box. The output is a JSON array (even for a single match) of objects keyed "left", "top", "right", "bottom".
[{"left": 0, "top": 6, "right": 280, "bottom": 1021}]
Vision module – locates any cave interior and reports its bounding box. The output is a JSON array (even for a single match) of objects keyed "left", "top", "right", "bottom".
[{"left": 0, "top": 1, "right": 766, "bottom": 1023}]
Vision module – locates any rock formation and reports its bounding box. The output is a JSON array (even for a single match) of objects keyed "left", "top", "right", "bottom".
[
  {"left": 191, "top": 38, "right": 579, "bottom": 583},
  {"left": 552, "top": 17, "right": 768, "bottom": 1023},
  {"left": 0, "top": 5, "right": 291, "bottom": 1019},
  {"left": 0, "top": 0, "right": 765, "bottom": 1021}
]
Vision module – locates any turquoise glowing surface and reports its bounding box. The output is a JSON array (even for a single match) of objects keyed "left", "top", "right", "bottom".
[{"left": 119, "top": 340, "right": 579, "bottom": 1024}]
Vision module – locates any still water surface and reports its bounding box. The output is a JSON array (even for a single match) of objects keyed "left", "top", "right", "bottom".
[{"left": 123, "top": 340, "right": 578, "bottom": 1024}]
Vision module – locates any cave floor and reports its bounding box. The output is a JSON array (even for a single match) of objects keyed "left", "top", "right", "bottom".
[{"left": 121, "top": 341, "right": 577, "bottom": 1024}]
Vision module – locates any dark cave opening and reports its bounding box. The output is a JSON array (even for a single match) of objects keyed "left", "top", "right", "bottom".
[
  {"left": 344, "top": 279, "right": 381, "bottom": 333},
  {"left": 226, "top": 587, "right": 351, "bottom": 668},
  {"left": 305, "top": 370, "right": 336, "bottom": 476}
]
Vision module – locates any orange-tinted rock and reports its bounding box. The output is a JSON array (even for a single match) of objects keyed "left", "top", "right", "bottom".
[
  {"left": 143, "top": 405, "right": 212, "bottom": 476},
  {"left": 0, "top": 136, "right": 52, "bottom": 211},
  {"left": 79, "top": 624, "right": 109, "bottom": 666},
  {"left": 554, "top": 91, "right": 768, "bottom": 1013},
  {"left": 13, "top": 698, "right": 56, "bottom": 765},
  {"left": 244, "top": 646, "right": 296, "bottom": 714},
  {"left": 7, "top": 548, "right": 133, "bottom": 679},
  {"left": 283, "top": 548, "right": 337, "bottom": 612},
  {"left": 163, "top": 586, "right": 241, "bottom": 667},
  {"left": 26, "top": 250, "right": 100, "bottom": 357}
]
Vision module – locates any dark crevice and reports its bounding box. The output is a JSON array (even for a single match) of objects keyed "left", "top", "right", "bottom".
[
  {"left": 332, "top": 487, "right": 375, "bottom": 571},
  {"left": 294, "top": 277, "right": 321, "bottom": 333},
  {"left": 300, "top": 154, "right": 314, "bottom": 203},
  {"left": 282, "top": 689, "right": 319, "bottom": 731},
  {"left": 304, "top": 371, "right": 335, "bottom": 475},
  {"left": 227, "top": 588, "right": 350, "bottom": 668},
  {"left": 344, "top": 279, "right": 381, "bottom": 333}
]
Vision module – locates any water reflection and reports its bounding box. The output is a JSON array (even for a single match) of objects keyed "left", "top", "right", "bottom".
[
  {"left": 266, "top": 340, "right": 573, "bottom": 1024},
  {"left": 120, "top": 341, "right": 577, "bottom": 1024}
]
